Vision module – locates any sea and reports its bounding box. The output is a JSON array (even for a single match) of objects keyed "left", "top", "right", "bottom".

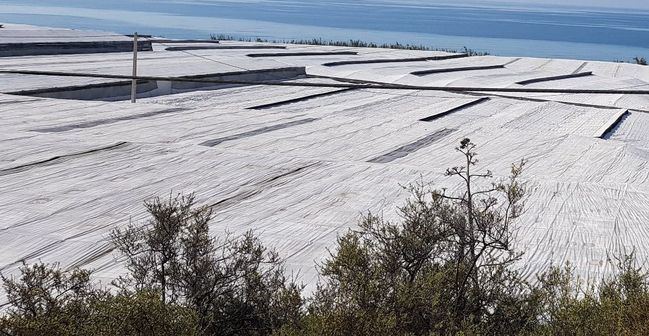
[{"left": 0, "top": 0, "right": 648, "bottom": 62}]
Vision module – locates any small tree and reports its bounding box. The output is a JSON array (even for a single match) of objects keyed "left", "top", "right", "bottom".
[
  {"left": 0, "top": 263, "right": 197, "bottom": 336},
  {"left": 441, "top": 138, "right": 526, "bottom": 327},
  {"left": 111, "top": 193, "right": 303, "bottom": 335},
  {"left": 634, "top": 57, "right": 648, "bottom": 66},
  {"left": 111, "top": 194, "right": 202, "bottom": 304},
  {"left": 299, "top": 139, "right": 531, "bottom": 335},
  {"left": 0, "top": 263, "right": 100, "bottom": 335},
  {"left": 532, "top": 254, "right": 649, "bottom": 335}
]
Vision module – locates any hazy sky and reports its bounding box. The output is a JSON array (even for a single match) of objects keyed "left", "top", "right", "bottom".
[
  {"left": 170, "top": 0, "right": 649, "bottom": 11},
  {"left": 488, "top": 0, "right": 649, "bottom": 9},
  {"left": 5, "top": 0, "right": 648, "bottom": 11},
  {"left": 375, "top": 0, "right": 649, "bottom": 10}
]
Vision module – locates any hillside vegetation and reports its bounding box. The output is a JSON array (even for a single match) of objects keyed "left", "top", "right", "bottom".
[{"left": 210, "top": 35, "right": 489, "bottom": 56}]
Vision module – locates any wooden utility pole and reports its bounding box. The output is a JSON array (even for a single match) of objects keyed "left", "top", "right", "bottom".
[{"left": 131, "top": 32, "right": 138, "bottom": 103}]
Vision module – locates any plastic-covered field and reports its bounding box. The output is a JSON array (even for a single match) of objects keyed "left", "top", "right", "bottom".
[{"left": 1, "top": 25, "right": 649, "bottom": 291}]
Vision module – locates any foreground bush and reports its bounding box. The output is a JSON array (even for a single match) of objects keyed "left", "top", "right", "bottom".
[
  {"left": 1, "top": 195, "right": 301, "bottom": 336},
  {"left": 0, "top": 264, "right": 197, "bottom": 335},
  {"left": 284, "top": 138, "right": 533, "bottom": 335},
  {"left": 111, "top": 194, "right": 303, "bottom": 335},
  {"left": 2, "top": 139, "right": 649, "bottom": 335},
  {"left": 530, "top": 255, "right": 649, "bottom": 336}
]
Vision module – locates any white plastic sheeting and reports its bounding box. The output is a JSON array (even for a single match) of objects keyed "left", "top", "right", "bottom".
[{"left": 0, "top": 26, "right": 648, "bottom": 292}]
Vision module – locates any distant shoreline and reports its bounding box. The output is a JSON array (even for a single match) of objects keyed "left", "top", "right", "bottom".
[
  {"left": 211, "top": 35, "right": 490, "bottom": 57},
  {"left": 1, "top": 1, "right": 648, "bottom": 62}
]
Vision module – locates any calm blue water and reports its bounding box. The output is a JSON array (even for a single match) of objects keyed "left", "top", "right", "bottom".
[{"left": 0, "top": 0, "right": 648, "bottom": 61}]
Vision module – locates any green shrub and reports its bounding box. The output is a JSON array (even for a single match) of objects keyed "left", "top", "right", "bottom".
[
  {"left": 283, "top": 138, "right": 533, "bottom": 335},
  {"left": 531, "top": 255, "right": 649, "bottom": 336},
  {"left": 0, "top": 263, "right": 197, "bottom": 336},
  {"left": 110, "top": 193, "right": 303, "bottom": 335},
  {"left": 1, "top": 194, "right": 302, "bottom": 336}
]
